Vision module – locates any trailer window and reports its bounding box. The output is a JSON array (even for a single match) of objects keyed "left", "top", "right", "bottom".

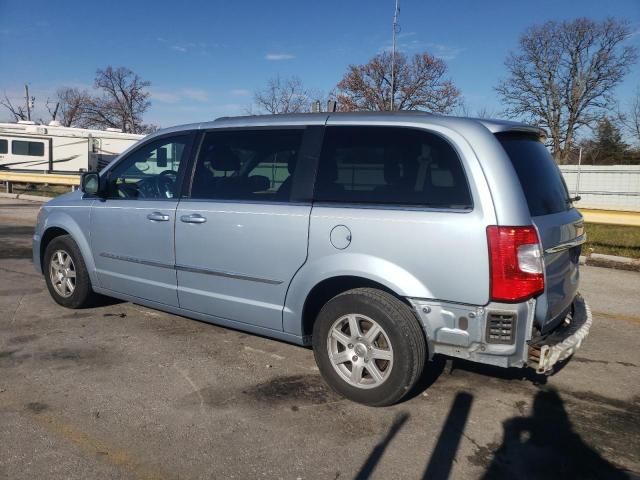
[
  {"left": 0, "top": 139, "right": 7, "bottom": 154},
  {"left": 12, "top": 140, "right": 45, "bottom": 156}
]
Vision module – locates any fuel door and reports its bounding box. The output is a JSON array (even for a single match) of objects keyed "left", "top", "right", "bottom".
[{"left": 330, "top": 225, "right": 352, "bottom": 250}]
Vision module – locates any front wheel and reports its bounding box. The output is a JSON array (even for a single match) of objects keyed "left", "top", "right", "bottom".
[
  {"left": 44, "top": 235, "right": 96, "bottom": 309},
  {"left": 312, "top": 288, "right": 427, "bottom": 406}
]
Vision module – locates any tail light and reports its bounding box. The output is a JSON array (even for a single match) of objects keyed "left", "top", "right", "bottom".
[{"left": 487, "top": 226, "right": 544, "bottom": 302}]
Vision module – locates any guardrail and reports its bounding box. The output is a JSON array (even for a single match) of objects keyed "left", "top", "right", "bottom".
[{"left": 0, "top": 172, "right": 81, "bottom": 193}]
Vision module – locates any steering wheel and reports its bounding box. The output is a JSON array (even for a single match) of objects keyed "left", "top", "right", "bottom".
[{"left": 156, "top": 170, "right": 177, "bottom": 198}]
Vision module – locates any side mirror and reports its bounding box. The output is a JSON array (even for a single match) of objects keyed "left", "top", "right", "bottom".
[{"left": 81, "top": 172, "right": 101, "bottom": 196}]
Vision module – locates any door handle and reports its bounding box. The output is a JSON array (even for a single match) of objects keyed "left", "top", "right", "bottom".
[
  {"left": 147, "top": 212, "right": 170, "bottom": 222},
  {"left": 180, "top": 214, "right": 207, "bottom": 224}
]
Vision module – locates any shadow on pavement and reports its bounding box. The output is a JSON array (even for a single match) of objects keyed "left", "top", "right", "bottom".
[
  {"left": 422, "top": 391, "right": 474, "bottom": 480},
  {"left": 354, "top": 392, "right": 474, "bottom": 480},
  {"left": 89, "top": 294, "right": 125, "bottom": 308},
  {"left": 354, "top": 412, "right": 409, "bottom": 480},
  {"left": 482, "top": 388, "right": 631, "bottom": 480}
]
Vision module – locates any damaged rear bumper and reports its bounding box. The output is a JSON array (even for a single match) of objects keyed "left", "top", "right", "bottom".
[{"left": 528, "top": 295, "right": 592, "bottom": 374}]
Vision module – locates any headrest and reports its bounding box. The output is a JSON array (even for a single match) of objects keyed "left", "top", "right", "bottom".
[{"left": 204, "top": 143, "right": 241, "bottom": 172}]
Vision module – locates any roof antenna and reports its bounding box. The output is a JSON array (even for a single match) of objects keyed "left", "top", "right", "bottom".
[
  {"left": 390, "top": 0, "right": 400, "bottom": 111},
  {"left": 327, "top": 100, "right": 337, "bottom": 112}
]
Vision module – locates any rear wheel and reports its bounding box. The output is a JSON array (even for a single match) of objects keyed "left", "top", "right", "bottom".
[
  {"left": 44, "top": 235, "right": 96, "bottom": 309},
  {"left": 312, "top": 288, "right": 426, "bottom": 406}
]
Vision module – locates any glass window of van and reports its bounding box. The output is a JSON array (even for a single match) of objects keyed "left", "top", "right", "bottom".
[
  {"left": 315, "top": 126, "right": 472, "bottom": 208},
  {"left": 0, "top": 139, "right": 7, "bottom": 154},
  {"left": 106, "top": 135, "right": 190, "bottom": 199},
  {"left": 190, "top": 129, "right": 303, "bottom": 202}
]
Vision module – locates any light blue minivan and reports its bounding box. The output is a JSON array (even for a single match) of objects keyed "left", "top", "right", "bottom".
[{"left": 33, "top": 112, "right": 591, "bottom": 405}]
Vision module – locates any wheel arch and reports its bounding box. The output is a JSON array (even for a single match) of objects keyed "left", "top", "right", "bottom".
[
  {"left": 40, "top": 211, "right": 97, "bottom": 286},
  {"left": 40, "top": 226, "right": 70, "bottom": 271},
  {"left": 283, "top": 253, "right": 433, "bottom": 340}
]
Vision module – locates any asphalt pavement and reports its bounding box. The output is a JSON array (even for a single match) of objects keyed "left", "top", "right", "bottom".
[{"left": 1, "top": 198, "right": 639, "bottom": 480}]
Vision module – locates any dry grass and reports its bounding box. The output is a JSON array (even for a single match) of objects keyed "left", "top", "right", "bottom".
[{"left": 584, "top": 223, "right": 640, "bottom": 259}]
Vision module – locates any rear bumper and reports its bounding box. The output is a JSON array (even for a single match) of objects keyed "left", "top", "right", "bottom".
[
  {"left": 409, "top": 293, "right": 590, "bottom": 371},
  {"left": 527, "top": 294, "right": 591, "bottom": 374}
]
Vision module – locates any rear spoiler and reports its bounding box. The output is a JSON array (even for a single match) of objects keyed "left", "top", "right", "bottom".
[{"left": 478, "top": 119, "right": 547, "bottom": 141}]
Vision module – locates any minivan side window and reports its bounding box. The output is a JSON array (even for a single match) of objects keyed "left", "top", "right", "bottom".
[
  {"left": 190, "top": 129, "right": 304, "bottom": 202},
  {"left": 12, "top": 140, "right": 45, "bottom": 156},
  {"left": 106, "top": 135, "right": 190, "bottom": 200},
  {"left": 0, "top": 139, "right": 7, "bottom": 154},
  {"left": 315, "top": 126, "right": 472, "bottom": 208}
]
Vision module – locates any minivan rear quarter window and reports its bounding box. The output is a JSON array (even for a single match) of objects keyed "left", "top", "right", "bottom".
[
  {"left": 315, "top": 126, "right": 472, "bottom": 208},
  {"left": 496, "top": 133, "right": 570, "bottom": 216}
]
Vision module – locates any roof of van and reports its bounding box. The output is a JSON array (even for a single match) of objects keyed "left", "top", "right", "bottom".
[{"left": 143, "top": 111, "right": 546, "bottom": 140}]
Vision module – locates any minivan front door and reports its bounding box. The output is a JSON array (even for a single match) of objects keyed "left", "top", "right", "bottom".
[
  {"left": 175, "top": 128, "right": 315, "bottom": 331},
  {"left": 91, "top": 134, "right": 193, "bottom": 306}
]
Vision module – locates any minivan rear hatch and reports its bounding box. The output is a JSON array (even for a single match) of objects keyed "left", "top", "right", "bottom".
[{"left": 496, "top": 132, "right": 585, "bottom": 332}]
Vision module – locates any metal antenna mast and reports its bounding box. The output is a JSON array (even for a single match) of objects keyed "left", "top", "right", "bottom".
[{"left": 390, "top": 0, "right": 400, "bottom": 111}]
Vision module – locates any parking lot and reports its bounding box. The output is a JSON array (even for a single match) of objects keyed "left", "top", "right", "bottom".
[{"left": 0, "top": 197, "right": 639, "bottom": 480}]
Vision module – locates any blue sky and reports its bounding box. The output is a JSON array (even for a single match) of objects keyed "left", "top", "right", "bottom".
[{"left": 1, "top": 0, "right": 639, "bottom": 127}]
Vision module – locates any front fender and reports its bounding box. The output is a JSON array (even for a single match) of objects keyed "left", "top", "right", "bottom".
[
  {"left": 282, "top": 252, "right": 434, "bottom": 336},
  {"left": 40, "top": 207, "right": 97, "bottom": 286}
]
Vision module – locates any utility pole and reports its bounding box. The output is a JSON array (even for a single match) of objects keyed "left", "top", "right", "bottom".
[
  {"left": 576, "top": 146, "right": 583, "bottom": 197},
  {"left": 390, "top": 0, "right": 400, "bottom": 111},
  {"left": 24, "top": 84, "right": 31, "bottom": 121}
]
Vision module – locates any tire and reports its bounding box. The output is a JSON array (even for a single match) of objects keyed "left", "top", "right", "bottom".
[
  {"left": 312, "top": 288, "right": 427, "bottom": 406},
  {"left": 43, "top": 235, "right": 96, "bottom": 309}
]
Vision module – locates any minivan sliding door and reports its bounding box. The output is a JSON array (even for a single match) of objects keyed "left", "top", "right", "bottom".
[{"left": 175, "top": 127, "right": 318, "bottom": 331}]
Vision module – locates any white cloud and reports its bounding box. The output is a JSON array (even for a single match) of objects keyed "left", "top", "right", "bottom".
[
  {"left": 265, "top": 53, "right": 295, "bottom": 61},
  {"left": 425, "top": 43, "right": 466, "bottom": 61},
  {"left": 171, "top": 45, "right": 188, "bottom": 53},
  {"left": 182, "top": 89, "right": 209, "bottom": 102},
  {"left": 380, "top": 38, "right": 465, "bottom": 61},
  {"left": 151, "top": 91, "right": 181, "bottom": 104},
  {"left": 151, "top": 89, "right": 209, "bottom": 104}
]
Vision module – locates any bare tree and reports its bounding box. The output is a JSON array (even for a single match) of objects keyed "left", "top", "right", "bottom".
[
  {"left": 83, "top": 66, "right": 152, "bottom": 133},
  {"left": 454, "top": 98, "right": 498, "bottom": 118},
  {"left": 45, "top": 87, "right": 92, "bottom": 127},
  {"left": 496, "top": 18, "right": 638, "bottom": 163},
  {"left": 622, "top": 88, "right": 640, "bottom": 144},
  {"left": 1, "top": 92, "right": 28, "bottom": 121},
  {"left": 335, "top": 51, "right": 460, "bottom": 113},
  {"left": 253, "top": 76, "right": 312, "bottom": 114},
  {"left": 45, "top": 98, "right": 60, "bottom": 121},
  {"left": 57, "top": 87, "right": 90, "bottom": 127}
]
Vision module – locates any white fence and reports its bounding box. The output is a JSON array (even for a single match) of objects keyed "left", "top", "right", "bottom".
[{"left": 559, "top": 165, "right": 640, "bottom": 212}]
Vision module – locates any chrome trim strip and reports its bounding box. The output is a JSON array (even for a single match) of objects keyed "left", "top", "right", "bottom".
[
  {"left": 544, "top": 234, "right": 587, "bottom": 254},
  {"left": 99, "top": 252, "right": 173, "bottom": 270},
  {"left": 174, "top": 264, "right": 283, "bottom": 285},
  {"left": 99, "top": 253, "right": 283, "bottom": 285}
]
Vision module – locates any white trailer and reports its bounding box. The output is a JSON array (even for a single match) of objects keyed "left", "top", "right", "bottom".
[{"left": 0, "top": 121, "right": 144, "bottom": 173}]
